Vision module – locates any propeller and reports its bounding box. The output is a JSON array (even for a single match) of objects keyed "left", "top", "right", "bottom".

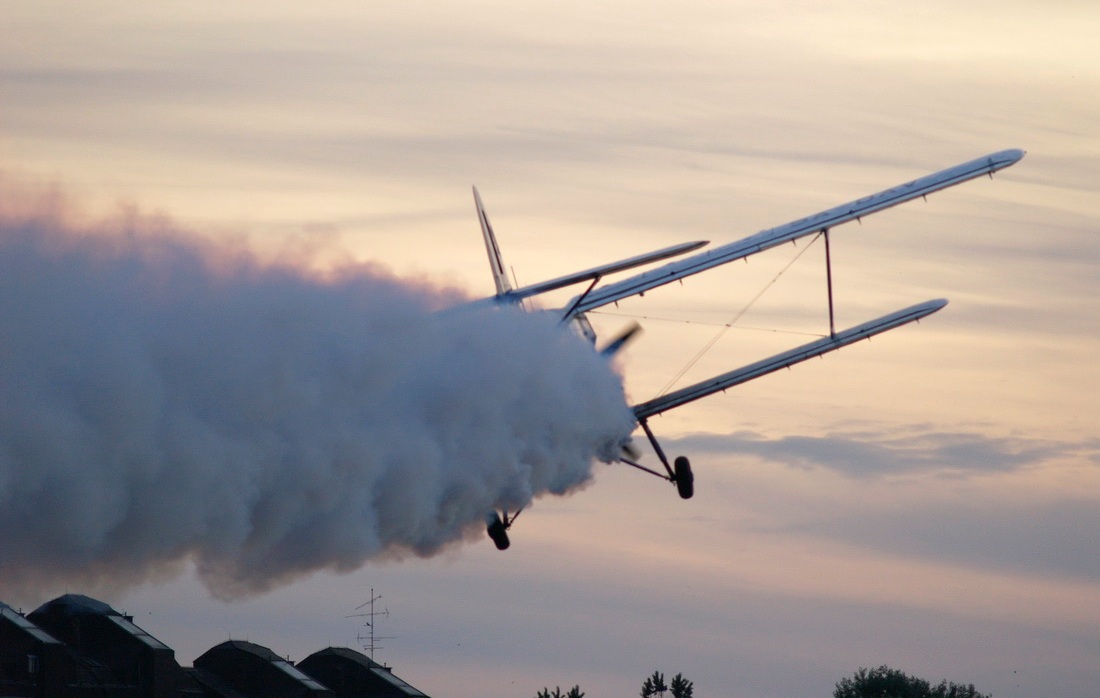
[
  {"left": 599, "top": 321, "right": 642, "bottom": 358},
  {"left": 597, "top": 322, "right": 643, "bottom": 461},
  {"left": 620, "top": 439, "right": 641, "bottom": 461}
]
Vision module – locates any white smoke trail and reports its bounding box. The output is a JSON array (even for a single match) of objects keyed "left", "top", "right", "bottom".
[{"left": 0, "top": 191, "right": 635, "bottom": 599}]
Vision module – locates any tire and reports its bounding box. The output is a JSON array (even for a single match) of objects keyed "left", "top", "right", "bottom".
[
  {"left": 674, "top": 456, "right": 694, "bottom": 499},
  {"left": 486, "top": 514, "right": 511, "bottom": 550}
]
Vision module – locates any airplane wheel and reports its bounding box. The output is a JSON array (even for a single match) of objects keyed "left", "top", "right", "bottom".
[
  {"left": 674, "top": 456, "right": 694, "bottom": 499},
  {"left": 486, "top": 514, "right": 511, "bottom": 550}
]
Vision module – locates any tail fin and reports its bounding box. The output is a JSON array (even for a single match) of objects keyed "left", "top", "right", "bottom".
[{"left": 472, "top": 186, "right": 514, "bottom": 297}]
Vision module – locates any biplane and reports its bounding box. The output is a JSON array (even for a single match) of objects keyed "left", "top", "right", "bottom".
[{"left": 475, "top": 149, "right": 1025, "bottom": 549}]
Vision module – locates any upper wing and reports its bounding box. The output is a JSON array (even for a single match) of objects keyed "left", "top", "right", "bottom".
[{"left": 564, "top": 149, "right": 1025, "bottom": 318}]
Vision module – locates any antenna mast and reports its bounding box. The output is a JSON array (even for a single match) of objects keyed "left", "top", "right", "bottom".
[{"left": 345, "top": 588, "right": 394, "bottom": 661}]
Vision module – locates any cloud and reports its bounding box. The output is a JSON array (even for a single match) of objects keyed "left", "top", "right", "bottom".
[
  {"left": 670, "top": 427, "right": 1075, "bottom": 477},
  {"left": 666, "top": 427, "right": 1100, "bottom": 583}
]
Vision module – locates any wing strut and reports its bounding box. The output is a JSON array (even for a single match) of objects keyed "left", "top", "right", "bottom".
[{"left": 824, "top": 228, "right": 836, "bottom": 338}]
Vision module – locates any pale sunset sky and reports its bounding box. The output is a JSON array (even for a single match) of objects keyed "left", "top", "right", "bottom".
[{"left": 2, "top": 2, "right": 1098, "bottom": 697}]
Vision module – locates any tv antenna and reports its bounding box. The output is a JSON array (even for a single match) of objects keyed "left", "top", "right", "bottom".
[{"left": 345, "top": 588, "right": 395, "bottom": 661}]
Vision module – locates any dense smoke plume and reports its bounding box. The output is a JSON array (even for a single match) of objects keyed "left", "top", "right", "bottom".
[{"left": 0, "top": 189, "right": 635, "bottom": 599}]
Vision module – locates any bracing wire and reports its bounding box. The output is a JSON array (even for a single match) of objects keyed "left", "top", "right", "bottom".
[
  {"left": 654, "top": 231, "right": 825, "bottom": 397},
  {"left": 589, "top": 310, "right": 825, "bottom": 338}
]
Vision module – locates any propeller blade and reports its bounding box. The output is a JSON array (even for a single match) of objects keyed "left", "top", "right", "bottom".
[
  {"left": 620, "top": 439, "right": 641, "bottom": 460},
  {"left": 599, "top": 322, "right": 642, "bottom": 358}
]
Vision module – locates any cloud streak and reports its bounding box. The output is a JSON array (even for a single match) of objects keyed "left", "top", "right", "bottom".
[
  {"left": 672, "top": 427, "right": 1080, "bottom": 477},
  {"left": 669, "top": 427, "right": 1100, "bottom": 583}
]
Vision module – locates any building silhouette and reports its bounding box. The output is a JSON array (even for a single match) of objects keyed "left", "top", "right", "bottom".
[
  {"left": 0, "top": 594, "right": 430, "bottom": 698},
  {"left": 299, "top": 647, "right": 429, "bottom": 698}
]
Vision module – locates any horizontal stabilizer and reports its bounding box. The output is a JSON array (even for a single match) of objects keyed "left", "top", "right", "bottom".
[
  {"left": 568, "top": 150, "right": 1024, "bottom": 316},
  {"left": 501, "top": 239, "right": 708, "bottom": 302},
  {"left": 632, "top": 298, "right": 948, "bottom": 420}
]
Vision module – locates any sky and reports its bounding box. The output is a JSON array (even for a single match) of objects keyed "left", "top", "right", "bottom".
[{"left": 2, "top": 2, "right": 1098, "bottom": 697}]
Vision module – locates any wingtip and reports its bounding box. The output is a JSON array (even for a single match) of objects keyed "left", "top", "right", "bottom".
[{"left": 994, "top": 148, "right": 1027, "bottom": 166}]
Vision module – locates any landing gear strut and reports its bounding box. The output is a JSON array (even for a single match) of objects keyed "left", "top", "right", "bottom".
[
  {"left": 618, "top": 418, "right": 694, "bottom": 499},
  {"left": 488, "top": 417, "right": 696, "bottom": 550}
]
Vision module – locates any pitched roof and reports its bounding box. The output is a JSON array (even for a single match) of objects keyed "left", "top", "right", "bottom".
[{"left": 31, "top": 593, "right": 119, "bottom": 617}]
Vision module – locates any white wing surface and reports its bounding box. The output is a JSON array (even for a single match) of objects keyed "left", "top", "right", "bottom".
[{"left": 565, "top": 149, "right": 1025, "bottom": 317}]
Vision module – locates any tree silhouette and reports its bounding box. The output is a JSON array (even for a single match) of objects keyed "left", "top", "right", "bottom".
[
  {"left": 641, "top": 670, "right": 668, "bottom": 698},
  {"left": 834, "top": 666, "right": 990, "bottom": 698},
  {"left": 929, "top": 680, "right": 989, "bottom": 698},
  {"left": 535, "top": 685, "right": 584, "bottom": 698},
  {"left": 670, "top": 672, "right": 694, "bottom": 698}
]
